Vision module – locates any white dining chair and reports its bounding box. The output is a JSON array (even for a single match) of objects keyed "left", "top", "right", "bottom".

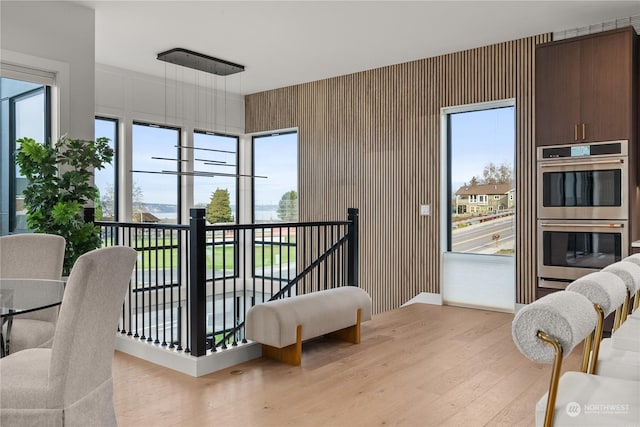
[
  {"left": 0, "top": 246, "right": 137, "bottom": 426},
  {"left": 0, "top": 233, "right": 65, "bottom": 353}
]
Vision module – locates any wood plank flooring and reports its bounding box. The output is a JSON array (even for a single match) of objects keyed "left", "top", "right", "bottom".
[{"left": 113, "top": 303, "right": 582, "bottom": 426}]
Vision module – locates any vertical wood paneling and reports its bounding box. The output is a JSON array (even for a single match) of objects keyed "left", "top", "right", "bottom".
[{"left": 245, "top": 34, "right": 552, "bottom": 313}]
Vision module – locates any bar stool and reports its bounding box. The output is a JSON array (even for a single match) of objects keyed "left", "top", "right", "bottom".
[{"left": 512, "top": 290, "right": 640, "bottom": 427}]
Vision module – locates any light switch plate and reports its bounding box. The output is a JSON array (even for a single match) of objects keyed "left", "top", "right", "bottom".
[{"left": 420, "top": 204, "right": 430, "bottom": 216}]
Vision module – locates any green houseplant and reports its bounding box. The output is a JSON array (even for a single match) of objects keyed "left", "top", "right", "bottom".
[{"left": 16, "top": 135, "right": 114, "bottom": 275}]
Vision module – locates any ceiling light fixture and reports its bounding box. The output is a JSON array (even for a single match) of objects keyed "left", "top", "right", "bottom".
[
  {"left": 157, "top": 48, "right": 245, "bottom": 76},
  {"left": 134, "top": 48, "right": 263, "bottom": 181}
]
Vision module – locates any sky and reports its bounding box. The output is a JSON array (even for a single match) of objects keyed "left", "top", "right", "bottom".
[
  {"left": 34, "top": 80, "right": 510, "bottom": 218},
  {"left": 91, "top": 109, "right": 514, "bottom": 212},
  {"left": 192, "top": 132, "right": 237, "bottom": 208},
  {"left": 253, "top": 132, "right": 297, "bottom": 206},
  {"left": 94, "top": 118, "right": 117, "bottom": 199},
  {"left": 450, "top": 106, "right": 515, "bottom": 192},
  {"left": 94, "top": 120, "right": 297, "bottom": 211}
]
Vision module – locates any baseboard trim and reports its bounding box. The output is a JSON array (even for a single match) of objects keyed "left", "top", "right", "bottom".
[
  {"left": 514, "top": 303, "right": 527, "bottom": 314},
  {"left": 115, "top": 335, "right": 262, "bottom": 377},
  {"left": 402, "top": 292, "right": 443, "bottom": 306}
]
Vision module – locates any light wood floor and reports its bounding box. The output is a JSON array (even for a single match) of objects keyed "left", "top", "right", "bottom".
[{"left": 113, "top": 303, "right": 582, "bottom": 427}]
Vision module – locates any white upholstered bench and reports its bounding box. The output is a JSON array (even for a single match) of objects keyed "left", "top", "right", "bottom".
[{"left": 245, "top": 286, "right": 372, "bottom": 365}]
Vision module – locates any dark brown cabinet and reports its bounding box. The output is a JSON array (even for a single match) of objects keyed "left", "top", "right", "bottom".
[{"left": 536, "top": 27, "right": 636, "bottom": 146}]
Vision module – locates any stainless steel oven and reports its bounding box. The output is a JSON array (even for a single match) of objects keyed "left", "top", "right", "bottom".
[
  {"left": 537, "top": 219, "right": 628, "bottom": 289},
  {"left": 537, "top": 140, "right": 628, "bottom": 220}
]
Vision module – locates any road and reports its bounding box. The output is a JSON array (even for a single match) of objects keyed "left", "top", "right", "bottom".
[{"left": 452, "top": 216, "right": 514, "bottom": 253}]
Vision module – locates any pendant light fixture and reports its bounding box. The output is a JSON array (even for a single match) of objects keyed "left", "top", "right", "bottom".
[{"left": 131, "top": 48, "right": 265, "bottom": 180}]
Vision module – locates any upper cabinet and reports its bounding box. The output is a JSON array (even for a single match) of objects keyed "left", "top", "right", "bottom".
[{"left": 536, "top": 27, "right": 637, "bottom": 146}]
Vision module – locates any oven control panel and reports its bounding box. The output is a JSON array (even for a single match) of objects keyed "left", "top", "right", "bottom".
[{"left": 538, "top": 140, "right": 627, "bottom": 160}]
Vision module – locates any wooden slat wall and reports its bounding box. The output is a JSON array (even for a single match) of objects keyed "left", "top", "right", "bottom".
[{"left": 245, "top": 34, "right": 552, "bottom": 313}]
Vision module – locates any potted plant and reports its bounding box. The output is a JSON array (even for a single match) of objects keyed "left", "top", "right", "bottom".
[{"left": 15, "top": 135, "right": 114, "bottom": 275}]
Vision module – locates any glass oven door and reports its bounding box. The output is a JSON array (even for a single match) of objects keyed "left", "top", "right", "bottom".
[
  {"left": 537, "top": 158, "right": 627, "bottom": 220},
  {"left": 537, "top": 220, "right": 627, "bottom": 283}
]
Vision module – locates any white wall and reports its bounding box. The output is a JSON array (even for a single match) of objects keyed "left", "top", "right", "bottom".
[
  {"left": 95, "top": 64, "right": 245, "bottom": 222},
  {"left": 95, "top": 64, "right": 244, "bottom": 134},
  {"left": 1, "top": 0, "right": 246, "bottom": 224},
  {"left": 0, "top": 1, "right": 95, "bottom": 141}
]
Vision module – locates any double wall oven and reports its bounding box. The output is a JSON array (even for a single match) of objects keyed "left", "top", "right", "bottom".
[{"left": 537, "top": 140, "right": 629, "bottom": 289}]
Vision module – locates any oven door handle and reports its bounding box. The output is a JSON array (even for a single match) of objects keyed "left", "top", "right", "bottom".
[
  {"left": 539, "top": 159, "right": 624, "bottom": 168},
  {"left": 539, "top": 222, "right": 625, "bottom": 228}
]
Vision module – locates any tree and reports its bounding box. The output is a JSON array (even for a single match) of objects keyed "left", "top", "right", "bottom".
[
  {"left": 206, "top": 188, "right": 233, "bottom": 223},
  {"left": 132, "top": 182, "right": 146, "bottom": 214},
  {"left": 482, "top": 161, "right": 512, "bottom": 184},
  {"left": 469, "top": 176, "right": 479, "bottom": 186},
  {"left": 98, "top": 185, "right": 115, "bottom": 220},
  {"left": 277, "top": 190, "right": 298, "bottom": 221},
  {"left": 94, "top": 193, "right": 104, "bottom": 221},
  {"left": 98, "top": 183, "right": 144, "bottom": 220}
]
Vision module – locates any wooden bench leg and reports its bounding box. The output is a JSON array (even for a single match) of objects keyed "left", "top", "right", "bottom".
[
  {"left": 262, "top": 325, "right": 302, "bottom": 366},
  {"left": 261, "top": 309, "right": 363, "bottom": 365},
  {"left": 328, "top": 308, "right": 362, "bottom": 344}
]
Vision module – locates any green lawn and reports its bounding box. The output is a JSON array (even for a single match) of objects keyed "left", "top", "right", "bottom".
[
  {"left": 254, "top": 244, "right": 296, "bottom": 268},
  {"left": 103, "top": 232, "right": 297, "bottom": 272},
  {"left": 134, "top": 242, "right": 296, "bottom": 270}
]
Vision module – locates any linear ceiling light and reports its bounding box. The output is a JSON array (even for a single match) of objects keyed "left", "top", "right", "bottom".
[{"left": 157, "top": 48, "right": 244, "bottom": 76}]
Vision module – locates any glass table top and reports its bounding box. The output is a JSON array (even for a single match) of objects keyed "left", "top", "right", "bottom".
[{"left": 0, "top": 278, "right": 65, "bottom": 318}]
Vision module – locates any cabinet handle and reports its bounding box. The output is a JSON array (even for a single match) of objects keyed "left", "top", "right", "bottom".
[
  {"left": 540, "top": 222, "right": 625, "bottom": 229},
  {"left": 582, "top": 123, "right": 586, "bottom": 140},
  {"left": 539, "top": 159, "right": 624, "bottom": 168},
  {"left": 574, "top": 124, "right": 579, "bottom": 141}
]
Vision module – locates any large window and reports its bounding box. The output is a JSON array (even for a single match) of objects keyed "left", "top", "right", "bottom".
[
  {"left": 442, "top": 101, "right": 516, "bottom": 312},
  {"left": 94, "top": 117, "right": 118, "bottom": 220},
  {"left": 193, "top": 131, "right": 238, "bottom": 224},
  {"left": 131, "top": 122, "right": 180, "bottom": 223},
  {"left": 448, "top": 106, "right": 515, "bottom": 256},
  {"left": 252, "top": 131, "right": 298, "bottom": 283},
  {"left": 252, "top": 132, "right": 298, "bottom": 222},
  {"left": 0, "top": 77, "right": 50, "bottom": 234}
]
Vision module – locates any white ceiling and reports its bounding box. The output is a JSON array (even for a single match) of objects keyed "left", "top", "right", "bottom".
[{"left": 75, "top": 1, "right": 640, "bottom": 96}]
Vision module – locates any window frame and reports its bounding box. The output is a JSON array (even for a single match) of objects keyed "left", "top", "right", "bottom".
[
  {"left": 8, "top": 85, "right": 51, "bottom": 233},
  {"left": 131, "top": 121, "right": 182, "bottom": 224},
  {"left": 193, "top": 129, "right": 239, "bottom": 224},
  {"left": 441, "top": 99, "right": 516, "bottom": 254},
  {"left": 251, "top": 130, "right": 298, "bottom": 223},
  {"left": 95, "top": 116, "right": 119, "bottom": 221},
  {"left": 251, "top": 130, "right": 299, "bottom": 283}
]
